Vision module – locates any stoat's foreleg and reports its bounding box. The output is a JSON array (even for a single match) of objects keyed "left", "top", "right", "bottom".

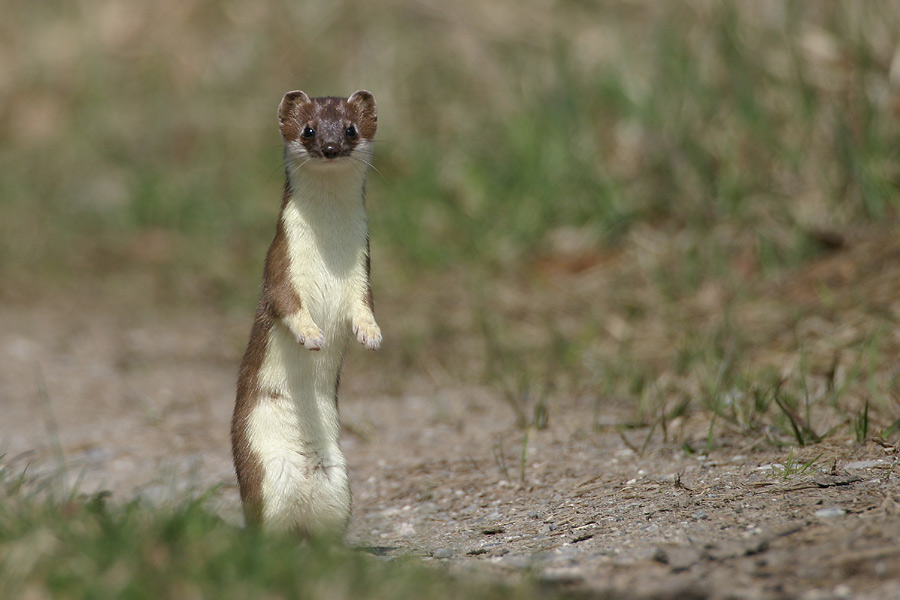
[{"left": 352, "top": 281, "right": 381, "bottom": 350}]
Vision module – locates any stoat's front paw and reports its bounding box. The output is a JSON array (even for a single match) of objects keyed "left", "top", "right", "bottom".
[
  {"left": 285, "top": 313, "right": 326, "bottom": 350},
  {"left": 292, "top": 323, "right": 326, "bottom": 350},
  {"left": 298, "top": 328, "right": 326, "bottom": 350},
  {"left": 353, "top": 320, "right": 382, "bottom": 351}
]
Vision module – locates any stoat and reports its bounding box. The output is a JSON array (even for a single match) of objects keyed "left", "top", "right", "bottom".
[{"left": 231, "top": 90, "right": 381, "bottom": 536}]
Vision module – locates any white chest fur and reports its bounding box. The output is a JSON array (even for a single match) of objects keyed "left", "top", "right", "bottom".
[{"left": 281, "top": 189, "right": 370, "bottom": 336}]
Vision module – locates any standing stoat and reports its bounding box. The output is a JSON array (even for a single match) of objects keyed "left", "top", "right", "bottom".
[{"left": 231, "top": 90, "right": 381, "bottom": 536}]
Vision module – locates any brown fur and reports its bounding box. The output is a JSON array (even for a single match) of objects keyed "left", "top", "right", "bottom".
[
  {"left": 231, "top": 181, "right": 304, "bottom": 525},
  {"left": 278, "top": 91, "right": 377, "bottom": 153},
  {"left": 230, "top": 304, "right": 269, "bottom": 526}
]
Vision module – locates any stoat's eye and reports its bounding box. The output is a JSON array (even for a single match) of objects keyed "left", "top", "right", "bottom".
[
  {"left": 345, "top": 125, "right": 358, "bottom": 139},
  {"left": 301, "top": 126, "right": 315, "bottom": 139}
]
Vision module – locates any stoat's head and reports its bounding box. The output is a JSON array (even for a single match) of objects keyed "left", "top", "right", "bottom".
[{"left": 278, "top": 90, "right": 376, "bottom": 173}]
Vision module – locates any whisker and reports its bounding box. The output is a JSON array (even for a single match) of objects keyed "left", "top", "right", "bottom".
[
  {"left": 351, "top": 155, "right": 385, "bottom": 180},
  {"left": 287, "top": 156, "right": 314, "bottom": 180},
  {"left": 267, "top": 159, "right": 286, "bottom": 179},
  {"left": 344, "top": 157, "right": 368, "bottom": 180}
]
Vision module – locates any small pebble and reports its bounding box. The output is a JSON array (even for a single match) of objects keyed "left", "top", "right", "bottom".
[
  {"left": 432, "top": 548, "right": 453, "bottom": 559},
  {"left": 814, "top": 507, "right": 845, "bottom": 519},
  {"left": 691, "top": 510, "right": 708, "bottom": 520},
  {"left": 833, "top": 584, "right": 853, "bottom": 599}
]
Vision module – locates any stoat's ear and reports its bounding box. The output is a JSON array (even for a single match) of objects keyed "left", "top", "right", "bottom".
[
  {"left": 348, "top": 90, "right": 377, "bottom": 137},
  {"left": 278, "top": 91, "right": 312, "bottom": 138}
]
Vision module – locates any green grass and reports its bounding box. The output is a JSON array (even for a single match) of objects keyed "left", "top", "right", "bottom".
[
  {"left": 768, "top": 447, "right": 822, "bottom": 480},
  {"left": 0, "top": 476, "right": 563, "bottom": 600}
]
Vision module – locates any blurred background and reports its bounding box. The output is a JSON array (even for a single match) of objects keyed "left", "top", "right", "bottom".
[{"left": 2, "top": 0, "right": 900, "bottom": 442}]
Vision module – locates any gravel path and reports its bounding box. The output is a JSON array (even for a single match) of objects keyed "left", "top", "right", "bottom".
[{"left": 3, "top": 303, "right": 900, "bottom": 600}]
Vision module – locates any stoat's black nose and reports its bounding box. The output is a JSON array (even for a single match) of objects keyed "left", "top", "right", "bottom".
[{"left": 322, "top": 144, "right": 340, "bottom": 159}]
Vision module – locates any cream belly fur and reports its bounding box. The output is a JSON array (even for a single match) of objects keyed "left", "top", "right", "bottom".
[{"left": 249, "top": 176, "right": 372, "bottom": 533}]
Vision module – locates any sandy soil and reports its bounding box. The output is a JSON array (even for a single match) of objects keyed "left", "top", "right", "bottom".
[{"left": 2, "top": 299, "right": 899, "bottom": 600}]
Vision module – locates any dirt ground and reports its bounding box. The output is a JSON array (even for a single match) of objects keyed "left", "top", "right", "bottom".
[{"left": 2, "top": 296, "right": 900, "bottom": 600}]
